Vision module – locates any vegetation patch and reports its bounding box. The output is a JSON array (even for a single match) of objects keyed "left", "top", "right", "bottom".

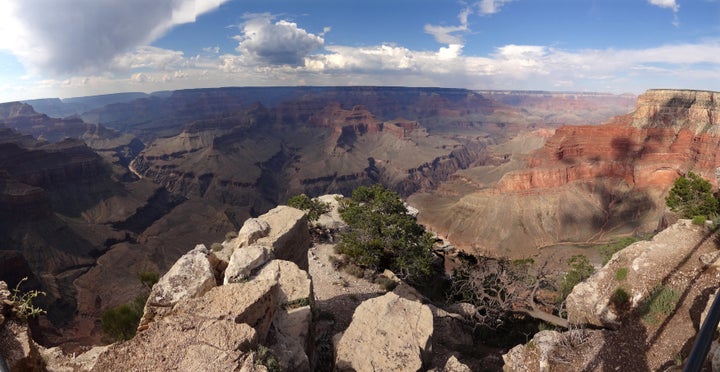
[
  {"left": 9, "top": 277, "right": 46, "bottom": 321},
  {"left": 559, "top": 255, "right": 595, "bottom": 301},
  {"left": 287, "top": 194, "right": 331, "bottom": 223},
  {"left": 255, "top": 345, "right": 281, "bottom": 372},
  {"left": 337, "top": 184, "right": 435, "bottom": 284},
  {"left": 610, "top": 287, "right": 630, "bottom": 310},
  {"left": 283, "top": 297, "right": 311, "bottom": 310},
  {"left": 374, "top": 275, "right": 398, "bottom": 291},
  {"left": 101, "top": 295, "right": 146, "bottom": 341},
  {"left": 599, "top": 237, "right": 640, "bottom": 265},
  {"left": 614, "top": 267, "right": 628, "bottom": 281},
  {"left": 666, "top": 171, "right": 719, "bottom": 219},
  {"left": 641, "top": 286, "right": 680, "bottom": 325}
]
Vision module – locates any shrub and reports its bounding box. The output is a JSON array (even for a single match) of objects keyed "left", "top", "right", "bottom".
[
  {"left": 666, "top": 171, "right": 719, "bottom": 219},
  {"left": 375, "top": 276, "right": 398, "bottom": 291},
  {"left": 344, "top": 262, "right": 365, "bottom": 278},
  {"left": 101, "top": 295, "right": 145, "bottom": 341},
  {"left": 287, "top": 194, "right": 331, "bottom": 223},
  {"left": 610, "top": 287, "right": 630, "bottom": 308},
  {"left": 9, "top": 277, "right": 46, "bottom": 321},
  {"left": 255, "top": 345, "right": 281, "bottom": 372},
  {"left": 692, "top": 215, "right": 707, "bottom": 225},
  {"left": 641, "top": 286, "right": 680, "bottom": 325},
  {"left": 559, "top": 255, "right": 595, "bottom": 300},
  {"left": 210, "top": 242, "right": 224, "bottom": 251},
  {"left": 337, "top": 184, "right": 435, "bottom": 283},
  {"left": 615, "top": 267, "right": 628, "bottom": 281},
  {"left": 138, "top": 271, "right": 160, "bottom": 289}
]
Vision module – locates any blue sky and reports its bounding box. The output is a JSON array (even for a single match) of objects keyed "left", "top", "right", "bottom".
[{"left": 0, "top": 0, "right": 718, "bottom": 102}]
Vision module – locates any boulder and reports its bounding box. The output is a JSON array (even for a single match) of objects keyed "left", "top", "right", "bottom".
[
  {"left": 175, "top": 280, "right": 279, "bottom": 343},
  {"left": 40, "top": 345, "right": 110, "bottom": 371},
  {"left": 566, "top": 220, "right": 708, "bottom": 328},
  {"left": 224, "top": 244, "right": 273, "bottom": 284},
  {"left": 503, "top": 330, "right": 563, "bottom": 372},
  {"left": 256, "top": 206, "right": 311, "bottom": 270},
  {"left": 0, "top": 319, "right": 43, "bottom": 372},
  {"left": 256, "top": 260, "right": 314, "bottom": 371},
  {"left": 138, "top": 244, "right": 216, "bottom": 330},
  {"left": 315, "top": 194, "right": 346, "bottom": 230},
  {"left": 94, "top": 280, "right": 279, "bottom": 371},
  {"left": 232, "top": 217, "right": 271, "bottom": 250},
  {"left": 442, "top": 355, "right": 472, "bottom": 372},
  {"left": 93, "top": 315, "right": 258, "bottom": 371},
  {"left": 334, "top": 291, "right": 433, "bottom": 372}
]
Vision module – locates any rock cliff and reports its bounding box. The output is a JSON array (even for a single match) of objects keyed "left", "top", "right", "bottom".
[{"left": 412, "top": 89, "right": 720, "bottom": 257}]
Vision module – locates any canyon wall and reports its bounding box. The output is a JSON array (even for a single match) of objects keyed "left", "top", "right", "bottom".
[{"left": 413, "top": 89, "right": 720, "bottom": 257}]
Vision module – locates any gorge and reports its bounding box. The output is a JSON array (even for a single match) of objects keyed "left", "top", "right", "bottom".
[{"left": 5, "top": 86, "right": 720, "bottom": 370}]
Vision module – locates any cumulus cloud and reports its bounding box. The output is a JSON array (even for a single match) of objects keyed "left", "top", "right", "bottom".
[
  {"left": 0, "top": 0, "right": 229, "bottom": 75},
  {"left": 233, "top": 13, "right": 325, "bottom": 66},
  {"left": 477, "top": 0, "right": 513, "bottom": 15},
  {"left": 648, "top": 0, "right": 679, "bottom": 12},
  {"left": 424, "top": 7, "right": 471, "bottom": 45}
]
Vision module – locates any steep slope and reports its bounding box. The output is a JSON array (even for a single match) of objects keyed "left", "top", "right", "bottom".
[{"left": 411, "top": 89, "right": 720, "bottom": 257}]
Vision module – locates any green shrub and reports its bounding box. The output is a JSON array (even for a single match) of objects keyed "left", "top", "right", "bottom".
[
  {"left": 210, "top": 242, "right": 224, "bottom": 251},
  {"left": 9, "top": 277, "right": 46, "bottom": 321},
  {"left": 101, "top": 295, "right": 145, "bottom": 341},
  {"left": 287, "top": 194, "right": 331, "bottom": 223},
  {"left": 559, "top": 255, "right": 595, "bottom": 300},
  {"left": 138, "top": 271, "right": 159, "bottom": 289},
  {"left": 337, "top": 184, "right": 435, "bottom": 283},
  {"left": 611, "top": 287, "right": 630, "bottom": 308},
  {"left": 255, "top": 345, "right": 281, "bottom": 372},
  {"left": 641, "top": 286, "right": 680, "bottom": 324},
  {"left": 666, "top": 171, "right": 719, "bottom": 219},
  {"left": 615, "top": 267, "right": 628, "bottom": 281},
  {"left": 692, "top": 215, "right": 707, "bottom": 225}
]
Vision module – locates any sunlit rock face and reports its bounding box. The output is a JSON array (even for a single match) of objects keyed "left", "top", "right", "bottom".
[{"left": 413, "top": 89, "right": 720, "bottom": 257}]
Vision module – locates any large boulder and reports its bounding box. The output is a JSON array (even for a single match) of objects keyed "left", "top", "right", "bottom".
[
  {"left": 224, "top": 244, "right": 274, "bottom": 284},
  {"left": 256, "top": 206, "right": 311, "bottom": 270},
  {"left": 256, "top": 260, "right": 315, "bottom": 371},
  {"left": 334, "top": 291, "right": 434, "bottom": 371},
  {"left": 232, "top": 217, "right": 271, "bottom": 250},
  {"left": 0, "top": 320, "right": 44, "bottom": 372},
  {"left": 94, "top": 280, "right": 279, "bottom": 371},
  {"left": 566, "top": 220, "right": 709, "bottom": 328},
  {"left": 315, "top": 194, "right": 346, "bottom": 230},
  {"left": 138, "top": 244, "right": 216, "bottom": 330}
]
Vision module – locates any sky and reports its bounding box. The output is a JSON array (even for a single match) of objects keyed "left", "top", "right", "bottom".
[{"left": 0, "top": 0, "right": 718, "bottom": 102}]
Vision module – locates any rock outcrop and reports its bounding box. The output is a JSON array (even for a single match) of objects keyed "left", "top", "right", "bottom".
[
  {"left": 96, "top": 205, "right": 315, "bottom": 371},
  {"left": 566, "top": 219, "right": 708, "bottom": 328},
  {"left": 138, "top": 244, "right": 216, "bottom": 331},
  {"left": 334, "top": 291, "right": 434, "bottom": 371}
]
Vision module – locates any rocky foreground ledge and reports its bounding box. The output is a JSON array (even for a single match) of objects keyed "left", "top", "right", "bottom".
[
  {"left": 0, "top": 197, "right": 480, "bottom": 371},
  {"left": 504, "top": 219, "right": 720, "bottom": 371}
]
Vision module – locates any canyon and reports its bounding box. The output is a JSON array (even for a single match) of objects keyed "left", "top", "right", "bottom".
[
  {"left": 411, "top": 89, "right": 720, "bottom": 257},
  {"left": 0, "top": 86, "right": 666, "bottom": 352}
]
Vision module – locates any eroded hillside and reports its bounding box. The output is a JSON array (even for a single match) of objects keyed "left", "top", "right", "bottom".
[{"left": 411, "top": 89, "right": 720, "bottom": 257}]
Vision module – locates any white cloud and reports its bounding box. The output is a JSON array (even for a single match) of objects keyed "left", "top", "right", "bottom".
[
  {"left": 424, "top": 7, "right": 471, "bottom": 45},
  {"left": 648, "top": 0, "right": 679, "bottom": 12},
  {"left": 233, "top": 13, "right": 325, "bottom": 66},
  {"left": 0, "top": 0, "right": 229, "bottom": 75},
  {"left": 477, "top": 0, "right": 513, "bottom": 15}
]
